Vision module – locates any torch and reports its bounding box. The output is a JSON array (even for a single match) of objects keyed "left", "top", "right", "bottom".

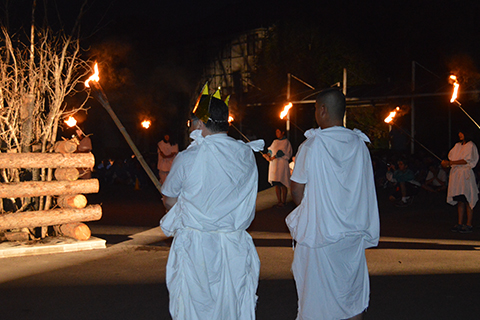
[
  {"left": 228, "top": 116, "right": 264, "bottom": 155},
  {"left": 85, "top": 63, "right": 163, "bottom": 194},
  {"left": 280, "top": 103, "right": 305, "bottom": 133},
  {"left": 141, "top": 119, "right": 151, "bottom": 129},
  {"left": 384, "top": 107, "right": 442, "bottom": 161},
  {"left": 64, "top": 116, "right": 84, "bottom": 135},
  {"left": 450, "top": 75, "right": 480, "bottom": 130}
]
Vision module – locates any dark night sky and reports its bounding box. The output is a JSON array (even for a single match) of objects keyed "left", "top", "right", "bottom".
[{"left": 3, "top": 0, "right": 480, "bottom": 160}]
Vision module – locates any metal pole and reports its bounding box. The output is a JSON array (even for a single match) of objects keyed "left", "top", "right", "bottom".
[
  {"left": 391, "top": 121, "right": 442, "bottom": 161},
  {"left": 286, "top": 73, "right": 291, "bottom": 139},
  {"left": 411, "top": 61, "right": 415, "bottom": 155},
  {"left": 89, "top": 81, "right": 163, "bottom": 194},
  {"left": 454, "top": 100, "right": 480, "bottom": 130},
  {"left": 448, "top": 105, "right": 452, "bottom": 147},
  {"left": 230, "top": 123, "right": 264, "bottom": 155},
  {"left": 343, "top": 68, "right": 347, "bottom": 126}
]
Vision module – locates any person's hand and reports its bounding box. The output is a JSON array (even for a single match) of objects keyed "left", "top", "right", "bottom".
[
  {"left": 263, "top": 154, "right": 271, "bottom": 161},
  {"left": 441, "top": 160, "right": 450, "bottom": 168}
]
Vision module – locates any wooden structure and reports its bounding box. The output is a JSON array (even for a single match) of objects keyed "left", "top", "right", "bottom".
[{"left": 0, "top": 141, "right": 101, "bottom": 241}]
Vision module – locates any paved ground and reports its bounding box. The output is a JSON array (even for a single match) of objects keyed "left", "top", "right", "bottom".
[{"left": 2, "top": 183, "right": 480, "bottom": 319}]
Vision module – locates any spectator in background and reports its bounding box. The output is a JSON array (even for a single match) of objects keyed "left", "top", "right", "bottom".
[
  {"left": 157, "top": 134, "right": 178, "bottom": 185},
  {"left": 263, "top": 128, "right": 293, "bottom": 207},
  {"left": 442, "top": 130, "right": 479, "bottom": 234},
  {"left": 422, "top": 164, "right": 447, "bottom": 192},
  {"left": 386, "top": 159, "right": 420, "bottom": 206},
  {"left": 75, "top": 128, "right": 93, "bottom": 179}
]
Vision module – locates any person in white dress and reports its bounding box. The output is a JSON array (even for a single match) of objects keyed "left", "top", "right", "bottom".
[
  {"left": 157, "top": 134, "right": 178, "bottom": 185},
  {"left": 161, "top": 87, "right": 264, "bottom": 320},
  {"left": 442, "top": 131, "right": 479, "bottom": 234},
  {"left": 263, "top": 128, "right": 292, "bottom": 207},
  {"left": 287, "top": 88, "right": 380, "bottom": 320}
]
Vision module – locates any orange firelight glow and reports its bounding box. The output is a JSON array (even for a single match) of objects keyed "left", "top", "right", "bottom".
[
  {"left": 280, "top": 102, "right": 293, "bottom": 119},
  {"left": 228, "top": 116, "right": 234, "bottom": 123},
  {"left": 141, "top": 120, "right": 151, "bottom": 129},
  {"left": 384, "top": 107, "right": 400, "bottom": 124},
  {"left": 85, "top": 63, "right": 100, "bottom": 88},
  {"left": 64, "top": 116, "right": 77, "bottom": 127},
  {"left": 450, "top": 75, "right": 459, "bottom": 103}
]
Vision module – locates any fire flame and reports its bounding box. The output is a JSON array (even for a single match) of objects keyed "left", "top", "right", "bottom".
[
  {"left": 141, "top": 120, "right": 151, "bottom": 129},
  {"left": 280, "top": 102, "right": 293, "bottom": 119},
  {"left": 85, "top": 63, "right": 100, "bottom": 88},
  {"left": 64, "top": 116, "right": 77, "bottom": 127},
  {"left": 384, "top": 107, "right": 400, "bottom": 124},
  {"left": 228, "top": 115, "right": 234, "bottom": 123},
  {"left": 450, "top": 75, "right": 459, "bottom": 103}
]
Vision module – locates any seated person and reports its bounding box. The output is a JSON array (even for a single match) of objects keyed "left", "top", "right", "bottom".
[
  {"left": 422, "top": 164, "right": 447, "bottom": 192},
  {"left": 386, "top": 159, "right": 420, "bottom": 205}
]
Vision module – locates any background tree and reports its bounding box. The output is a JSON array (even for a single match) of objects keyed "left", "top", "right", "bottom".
[{"left": 0, "top": 2, "right": 92, "bottom": 213}]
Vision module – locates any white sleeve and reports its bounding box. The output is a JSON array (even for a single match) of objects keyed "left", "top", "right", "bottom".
[{"left": 291, "top": 142, "right": 308, "bottom": 184}]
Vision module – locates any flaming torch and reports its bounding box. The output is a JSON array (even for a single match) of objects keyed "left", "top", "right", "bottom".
[
  {"left": 85, "top": 63, "right": 162, "bottom": 193},
  {"left": 141, "top": 120, "right": 151, "bottom": 129},
  {"left": 64, "top": 115, "right": 86, "bottom": 137},
  {"left": 280, "top": 102, "right": 293, "bottom": 120},
  {"left": 449, "top": 74, "right": 480, "bottom": 130},
  {"left": 384, "top": 107, "right": 442, "bottom": 161},
  {"left": 280, "top": 102, "right": 305, "bottom": 133},
  {"left": 64, "top": 116, "right": 77, "bottom": 128}
]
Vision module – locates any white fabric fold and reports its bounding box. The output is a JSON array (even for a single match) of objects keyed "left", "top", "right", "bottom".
[{"left": 160, "top": 132, "right": 261, "bottom": 320}]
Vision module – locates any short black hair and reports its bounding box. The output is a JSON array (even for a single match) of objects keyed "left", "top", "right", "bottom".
[
  {"left": 206, "top": 98, "right": 229, "bottom": 132},
  {"left": 316, "top": 88, "right": 346, "bottom": 121}
]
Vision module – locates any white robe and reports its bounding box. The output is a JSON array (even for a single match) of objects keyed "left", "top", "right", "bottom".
[
  {"left": 267, "top": 138, "right": 293, "bottom": 188},
  {"left": 286, "top": 127, "right": 380, "bottom": 320},
  {"left": 161, "top": 130, "right": 264, "bottom": 320},
  {"left": 447, "top": 141, "right": 479, "bottom": 208}
]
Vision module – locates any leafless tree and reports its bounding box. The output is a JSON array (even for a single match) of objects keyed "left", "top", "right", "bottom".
[{"left": 0, "top": 2, "right": 92, "bottom": 213}]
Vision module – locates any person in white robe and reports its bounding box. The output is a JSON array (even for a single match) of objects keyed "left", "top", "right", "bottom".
[
  {"left": 287, "top": 88, "right": 380, "bottom": 320},
  {"left": 442, "top": 131, "right": 479, "bottom": 234},
  {"left": 263, "top": 128, "right": 292, "bottom": 207},
  {"left": 161, "top": 92, "right": 264, "bottom": 320},
  {"left": 157, "top": 134, "right": 178, "bottom": 185}
]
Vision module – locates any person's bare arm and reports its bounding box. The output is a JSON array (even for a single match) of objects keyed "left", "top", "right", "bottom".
[
  {"left": 162, "top": 195, "right": 178, "bottom": 212},
  {"left": 291, "top": 181, "right": 305, "bottom": 206}
]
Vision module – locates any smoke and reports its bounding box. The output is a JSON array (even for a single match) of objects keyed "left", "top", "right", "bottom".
[{"left": 447, "top": 53, "right": 480, "bottom": 85}]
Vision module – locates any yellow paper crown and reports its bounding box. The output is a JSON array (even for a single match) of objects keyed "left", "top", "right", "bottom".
[{"left": 192, "top": 82, "right": 229, "bottom": 123}]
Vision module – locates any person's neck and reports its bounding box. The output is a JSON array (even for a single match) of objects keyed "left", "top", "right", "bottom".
[{"left": 201, "top": 129, "right": 227, "bottom": 137}]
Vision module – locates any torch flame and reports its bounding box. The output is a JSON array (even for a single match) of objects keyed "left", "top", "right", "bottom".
[
  {"left": 85, "top": 63, "right": 100, "bottom": 88},
  {"left": 228, "top": 115, "right": 234, "bottom": 123},
  {"left": 141, "top": 120, "right": 151, "bottom": 129},
  {"left": 384, "top": 107, "right": 400, "bottom": 124},
  {"left": 64, "top": 116, "right": 77, "bottom": 127},
  {"left": 450, "top": 75, "right": 459, "bottom": 103},
  {"left": 280, "top": 102, "right": 293, "bottom": 119}
]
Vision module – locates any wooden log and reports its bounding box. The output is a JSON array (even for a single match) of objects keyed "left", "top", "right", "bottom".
[
  {"left": 57, "top": 194, "right": 87, "bottom": 209},
  {"left": 58, "top": 222, "right": 91, "bottom": 240},
  {"left": 0, "top": 152, "right": 94, "bottom": 169},
  {"left": 4, "top": 230, "right": 30, "bottom": 241},
  {"left": 0, "top": 204, "right": 102, "bottom": 229},
  {"left": 0, "top": 179, "right": 99, "bottom": 198},
  {"left": 54, "top": 140, "right": 78, "bottom": 154},
  {"left": 55, "top": 168, "right": 80, "bottom": 181}
]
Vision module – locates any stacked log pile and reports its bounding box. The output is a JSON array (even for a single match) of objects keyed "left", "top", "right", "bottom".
[{"left": 0, "top": 141, "right": 102, "bottom": 241}]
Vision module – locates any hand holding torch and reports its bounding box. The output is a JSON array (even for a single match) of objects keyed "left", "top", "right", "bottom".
[{"left": 85, "top": 63, "right": 163, "bottom": 194}]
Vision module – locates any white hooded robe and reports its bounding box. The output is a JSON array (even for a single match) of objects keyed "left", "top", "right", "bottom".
[
  {"left": 161, "top": 130, "right": 264, "bottom": 320},
  {"left": 286, "top": 126, "right": 380, "bottom": 320}
]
